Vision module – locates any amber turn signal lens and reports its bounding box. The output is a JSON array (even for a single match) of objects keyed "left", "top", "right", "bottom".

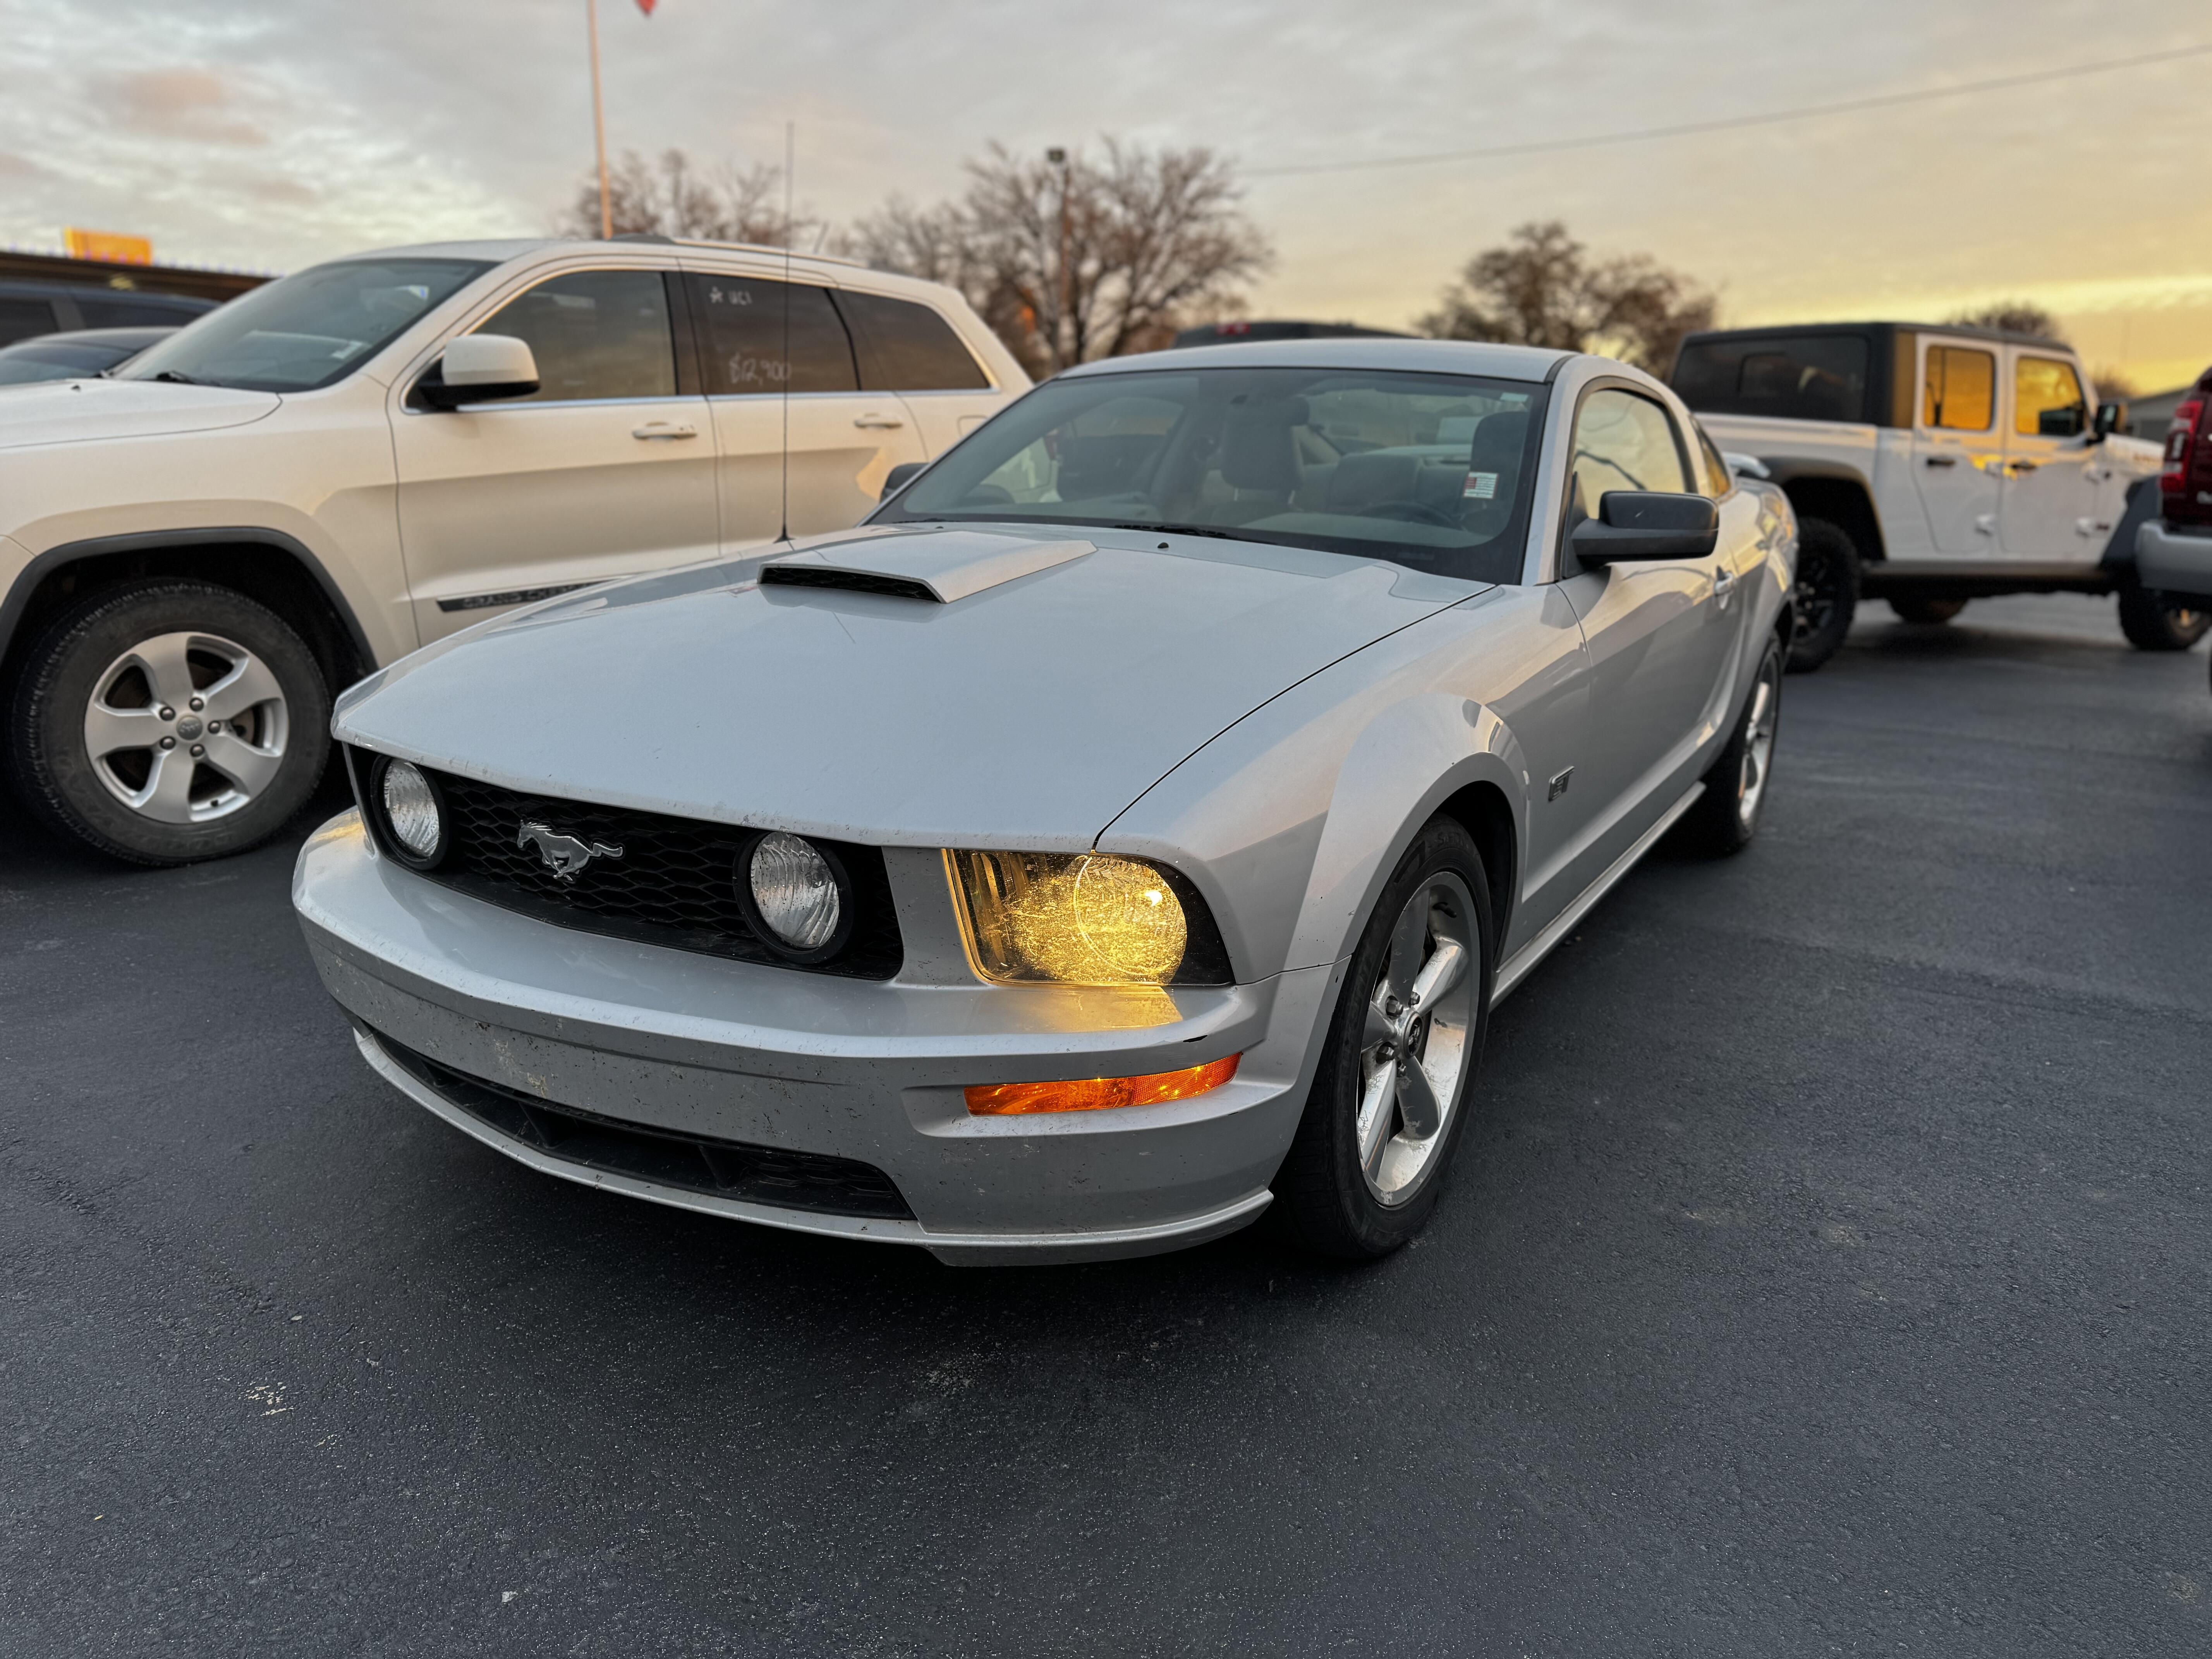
[{"left": 965, "top": 1054, "right": 1240, "bottom": 1116}]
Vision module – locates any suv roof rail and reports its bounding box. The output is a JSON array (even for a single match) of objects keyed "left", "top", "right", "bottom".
[{"left": 668, "top": 236, "right": 868, "bottom": 270}]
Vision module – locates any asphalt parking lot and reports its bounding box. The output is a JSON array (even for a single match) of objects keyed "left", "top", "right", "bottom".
[{"left": 5, "top": 595, "right": 2210, "bottom": 1657}]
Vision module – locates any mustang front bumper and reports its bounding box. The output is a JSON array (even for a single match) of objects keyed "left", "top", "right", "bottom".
[{"left": 292, "top": 811, "right": 1335, "bottom": 1264}]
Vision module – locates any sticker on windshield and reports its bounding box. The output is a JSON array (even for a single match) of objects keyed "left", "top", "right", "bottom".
[{"left": 1463, "top": 471, "right": 1498, "bottom": 500}]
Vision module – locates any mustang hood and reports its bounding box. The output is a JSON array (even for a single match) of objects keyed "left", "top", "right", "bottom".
[
  {"left": 0, "top": 378, "right": 279, "bottom": 450},
  {"left": 337, "top": 527, "right": 1479, "bottom": 847}
]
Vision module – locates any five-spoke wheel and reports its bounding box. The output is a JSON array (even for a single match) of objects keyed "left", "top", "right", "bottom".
[
  {"left": 1274, "top": 816, "right": 1494, "bottom": 1258},
  {"left": 6, "top": 580, "right": 330, "bottom": 865},
  {"left": 1354, "top": 871, "right": 1479, "bottom": 1206},
  {"left": 82, "top": 630, "right": 291, "bottom": 824}
]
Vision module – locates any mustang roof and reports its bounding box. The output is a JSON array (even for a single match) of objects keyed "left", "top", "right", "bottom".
[{"left": 1060, "top": 336, "right": 1572, "bottom": 383}]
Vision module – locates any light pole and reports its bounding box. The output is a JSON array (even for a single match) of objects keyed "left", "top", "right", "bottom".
[
  {"left": 1046, "top": 146, "right": 1070, "bottom": 368},
  {"left": 586, "top": 0, "right": 612, "bottom": 239}
]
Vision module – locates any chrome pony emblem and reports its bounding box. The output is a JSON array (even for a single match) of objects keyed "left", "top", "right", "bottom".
[{"left": 517, "top": 820, "right": 625, "bottom": 881}]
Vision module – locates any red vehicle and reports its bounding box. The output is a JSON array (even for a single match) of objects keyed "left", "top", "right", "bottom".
[{"left": 2134, "top": 368, "right": 2212, "bottom": 699}]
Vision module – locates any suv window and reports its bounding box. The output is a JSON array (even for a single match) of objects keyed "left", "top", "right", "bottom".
[
  {"left": 120, "top": 257, "right": 489, "bottom": 392},
  {"left": 687, "top": 274, "right": 857, "bottom": 395},
  {"left": 1671, "top": 333, "right": 1870, "bottom": 423},
  {"left": 1569, "top": 388, "right": 1687, "bottom": 520},
  {"left": 475, "top": 270, "right": 676, "bottom": 402},
  {"left": 1923, "top": 345, "right": 1994, "bottom": 430},
  {"left": 836, "top": 290, "right": 990, "bottom": 391},
  {"left": 0, "top": 299, "right": 57, "bottom": 346},
  {"left": 76, "top": 298, "right": 200, "bottom": 330},
  {"left": 2016, "top": 355, "right": 2087, "bottom": 438}
]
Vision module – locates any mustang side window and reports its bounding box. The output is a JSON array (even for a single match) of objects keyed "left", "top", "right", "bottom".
[
  {"left": 1568, "top": 389, "right": 1688, "bottom": 522},
  {"left": 686, "top": 274, "right": 859, "bottom": 395},
  {"left": 472, "top": 269, "right": 677, "bottom": 403},
  {"left": 1923, "top": 345, "right": 1995, "bottom": 430},
  {"left": 2015, "top": 356, "right": 2087, "bottom": 438}
]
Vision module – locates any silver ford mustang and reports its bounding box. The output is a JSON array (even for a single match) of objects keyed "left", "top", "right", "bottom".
[{"left": 294, "top": 338, "right": 1796, "bottom": 1264}]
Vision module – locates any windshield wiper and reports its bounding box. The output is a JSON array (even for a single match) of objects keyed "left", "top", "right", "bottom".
[
  {"left": 1104, "top": 521, "right": 1247, "bottom": 542},
  {"left": 149, "top": 369, "right": 201, "bottom": 385}
]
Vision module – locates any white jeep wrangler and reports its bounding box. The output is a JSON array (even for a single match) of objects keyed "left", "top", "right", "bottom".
[
  {"left": 1672, "top": 323, "right": 2175, "bottom": 669},
  {"left": 0, "top": 237, "right": 1026, "bottom": 863}
]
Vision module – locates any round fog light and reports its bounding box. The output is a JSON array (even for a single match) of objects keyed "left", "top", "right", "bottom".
[
  {"left": 747, "top": 832, "right": 843, "bottom": 953},
  {"left": 380, "top": 760, "right": 444, "bottom": 862}
]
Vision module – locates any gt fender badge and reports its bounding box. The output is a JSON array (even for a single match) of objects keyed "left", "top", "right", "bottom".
[{"left": 517, "top": 820, "right": 625, "bottom": 881}]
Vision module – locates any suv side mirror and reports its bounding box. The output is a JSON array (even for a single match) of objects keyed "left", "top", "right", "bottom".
[
  {"left": 879, "top": 460, "right": 927, "bottom": 502},
  {"left": 416, "top": 334, "right": 541, "bottom": 410},
  {"left": 1571, "top": 491, "right": 1719, "bottom": 563},
  {"left": 2092, "top": 400, "right": 2126, "bottom": 440}
]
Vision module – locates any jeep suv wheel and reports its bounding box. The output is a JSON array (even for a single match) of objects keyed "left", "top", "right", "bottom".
[
  {"left": 5, "top": 580, "right": 331, "bottom": 865},
  {"left": 1787, "top": 517, "right": 1860, "bottom": 673},
  {"left": 2117, "top": 583, "right": 2212, "bottom": 652}
]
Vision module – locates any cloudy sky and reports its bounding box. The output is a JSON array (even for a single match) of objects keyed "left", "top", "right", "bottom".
[{"left": 3, "top": 0, "right": 2207, "bottom": 389}]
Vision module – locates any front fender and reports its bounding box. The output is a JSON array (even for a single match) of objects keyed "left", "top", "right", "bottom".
[{"left": 1099, "top": 587, "right": 1572, "bottom": 983}]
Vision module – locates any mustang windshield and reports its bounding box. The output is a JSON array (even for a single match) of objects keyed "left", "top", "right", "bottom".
[
  {"left": 875, "top": 365, "right": 1545, "bottom": 582},
  {"left": 119, "top": 258, "right": 489, "bottom": 393}
]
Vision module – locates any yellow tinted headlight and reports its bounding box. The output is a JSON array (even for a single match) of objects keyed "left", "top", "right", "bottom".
[{"left": 947, "top": 849, "right": 1188, "bottom": 986}]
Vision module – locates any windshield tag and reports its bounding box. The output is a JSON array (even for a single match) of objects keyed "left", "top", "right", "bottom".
[{"left": 1463, "top": 471, "right": 1498, "bottom": 500}]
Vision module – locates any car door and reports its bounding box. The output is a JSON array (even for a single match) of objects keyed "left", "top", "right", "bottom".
[
  {"left": 392, "top": 266, "right": 719, "bottom": 643},
  {"left": 1556, "top": 386, "right": 1737, "bottom": 861},
  {"left": 684, "top": 270, "right": 927, "bottom": 549},
  {"left": 833, "top": 285, "right": 1003, "bottom": 459},
  {"left": 1912, "top": 338, "right": 2003, "bottom": 553},
  {"left": 1999, "top": 351, "right": 2103, "bottom": 561}
]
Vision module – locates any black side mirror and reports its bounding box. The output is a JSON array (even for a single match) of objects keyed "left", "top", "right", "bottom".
[
  {"left": 1571, "top": 491, "right": 1719, "bottom": 563},
  {"left": 2092, "top": 401, "right": 2126, "bottom": 441},
  {"left": 879, "top": 460, "right": 927, "bottom": 502},
  {"left": 2037, "top": 405, "right": 2086, "bottom": 439}
]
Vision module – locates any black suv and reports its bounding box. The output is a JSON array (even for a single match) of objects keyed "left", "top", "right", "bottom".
[{"left": 0, "top": 281, "right": 215, "bottom": 349}]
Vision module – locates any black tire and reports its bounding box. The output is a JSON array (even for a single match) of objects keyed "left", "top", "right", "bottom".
[
  {"left": 1889, "top": 596, "right": 1967, "bottom": 625},
  {"left": 1787, "top": 517, "right": 1860, "bottom": 672},
  {"left": 1674, "top": 637, "right": 1783, "bottom": 858},
  {"left": 1273, "top": 816, "right": 1495, "bottom": 1260},
  {"left": 5, "top": 580, "right": 331, "bottom": 865},
  {"left": 2116, "top": 582, "right": 2212, "bottom": 652}
]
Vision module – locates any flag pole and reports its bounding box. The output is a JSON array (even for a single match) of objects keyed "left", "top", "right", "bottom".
[{"left": 587, "top": 0, "right": 611, "bottom": 238}]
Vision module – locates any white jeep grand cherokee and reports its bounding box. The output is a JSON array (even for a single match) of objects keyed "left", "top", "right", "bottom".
[{"left": 0, "top": 237, "right": 1027, "bottom": 864}]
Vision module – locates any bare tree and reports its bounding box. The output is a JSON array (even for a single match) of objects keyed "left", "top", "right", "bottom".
[
  {"left": 558, "top": 148, "right": 811, "bottom": 246},
  {"left": 1948, "top": 301, "right": 2063, "bottom": 341},
  {"left": 1420, "top": 221, "right": 1716, "bottom": 374},
  {"left": 847, "top": 140, "right": 1273, "bottom": 375}
]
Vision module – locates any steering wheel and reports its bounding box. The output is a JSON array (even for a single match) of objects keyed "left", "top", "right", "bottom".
[{"left": 1367, "top": 501, "right": 1459, "bottom": 528}]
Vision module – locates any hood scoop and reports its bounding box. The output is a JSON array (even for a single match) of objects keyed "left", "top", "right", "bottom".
[{"left": 761, "top": 529, "right": 1094, "bottom": 603}]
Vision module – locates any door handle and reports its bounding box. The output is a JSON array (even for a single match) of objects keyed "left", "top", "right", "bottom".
[
  {"left": 2008, "top": 459, "right": 2038, "bottom": 474},
  {"left": 1712, "top": 567, "right": 1737, "bottom": 604},
  {"left": 1923, "top": 454, "right": 1957, "bottom": 468},
  {"left": 852, "top": 413, "right": 905, "bottom": 430},
  {"left": 632, "top": 422, "right": 698, "bottom": 440}
]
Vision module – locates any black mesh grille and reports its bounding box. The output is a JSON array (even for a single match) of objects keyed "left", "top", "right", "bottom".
[
  {"left": 370, "top": 1027, "right": 913, "bottom": 1220},
  {"left": 348, "top": 750, "right": 902, "bottom": 979}
]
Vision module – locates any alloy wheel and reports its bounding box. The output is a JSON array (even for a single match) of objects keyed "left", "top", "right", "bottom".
[
  {"left": 1355, "top": 871, "right": 1480, "bottom": 1206},
  {"left": 81, "top": 630, "right": 290, "bottom": 824},
  {"left": 1736, "top": 654, "right": 1781, "bottom": 831}
]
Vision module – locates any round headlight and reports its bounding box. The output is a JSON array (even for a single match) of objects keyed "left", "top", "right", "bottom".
[
  {"left": 380, "top": 760, "right": 444, "bottom": 863},
  {"left": 746, "top": 833, "right": 843, "bottom": 953}
]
